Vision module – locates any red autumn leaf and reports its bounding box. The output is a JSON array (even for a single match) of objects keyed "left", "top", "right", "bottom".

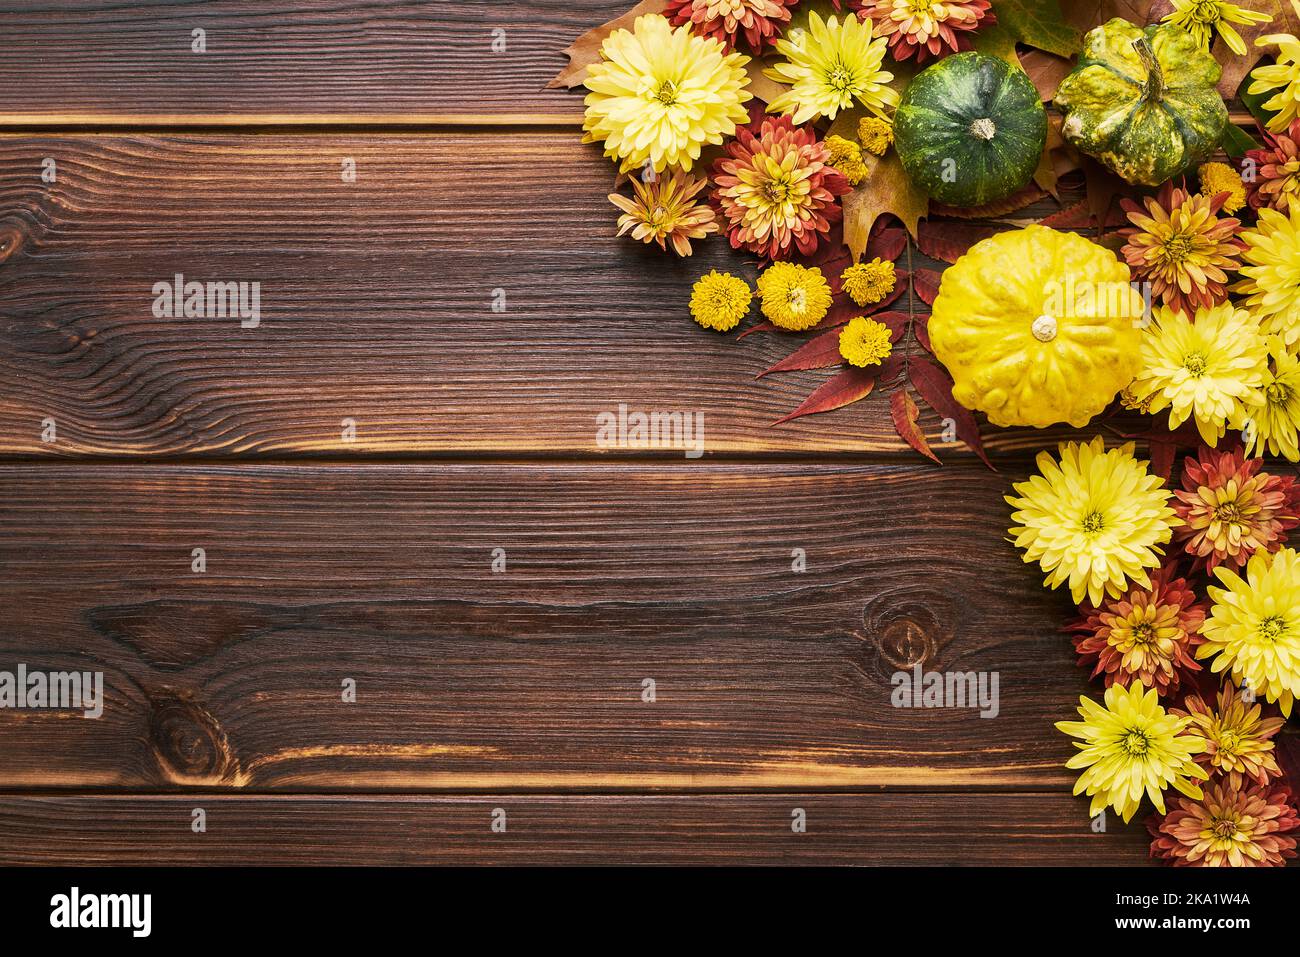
[
  {"left": 872, "top": 310, "right": 911, "bottom": 343},
  {"left": 916, "top": 221, "right": 998, "bottom": 263},
  {"left": 772, "top": 366, "right": 878, "bottom": 425},
  {"left": 890, "top": 388, "right": 940, "bottom": 464},
  {"left": 1019, "top": 49, "right": 1074, "bottom": 102},
  {"left": 737, "top": 322, "right": 776, "bottom": 339},
  {"left": 866, "top": 226, "right": 908, "bottom": 262},
  {"left": 913, "top": 313, "right": 933, "bottom": 352},
  {"left": 912, "top": 268, "right": 943, "bottom": 306},
  {"left": 908, "top": 356, "right": 995, "bottom": 470},
  {"left": 1149, "top": 438, "right": 1177, "bottom": 484},
  {"left": 929, "top": 183, "right": 1048, "bottom": 219},
  {"left": 757, "top": 326, "right": 848, "bottom": 377}
]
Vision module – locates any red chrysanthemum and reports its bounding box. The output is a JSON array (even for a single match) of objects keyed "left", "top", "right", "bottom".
[
  {"left": 1066, "top": 563, "right": 1205, "bottom": 696},
  {"left": 711, "top": 113, "right": 851, "bottom": 261},
  {"left": 1172, "top": 447, "right": 1300, "bottom": 573},
  {"left": 1148, "top": 781, "right": 1299, "bottom": 867},
  {"left": 851, "top": 0, "right": 995, "bottom": 63},
  {"left": 664, "top": 0, "right": 797, "bottom": 53},
  {"left": 1246, "top": 117, "right": 1300, "bottom": 215}
]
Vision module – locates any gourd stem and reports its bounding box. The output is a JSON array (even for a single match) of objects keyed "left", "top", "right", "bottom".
[{"left": 1132, "top": 37, "right": 1164, "bottom": 104}]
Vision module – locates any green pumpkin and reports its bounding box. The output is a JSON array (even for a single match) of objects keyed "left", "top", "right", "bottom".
[
  {"left": 894, "top": 52, "right": 1048, "bottom": 208},
  {"left": 1055, "top": 19, "right": 1227, "bottom": 186}
]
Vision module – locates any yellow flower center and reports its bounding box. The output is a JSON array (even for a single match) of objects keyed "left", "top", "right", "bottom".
[
  {"left": 653, "top": 79, "right": 679, "bottom": 107},
  {"left": 825, "top": 62, "right": 856, "bottom": 95},
  {"left": 787, "top": 286, "right": 808, "bottom": 315},
  {"left": 1161, "top": 232, "right": 1196, "bottom": 265},
  {"left": 1183, "top": 351, "right": 1208, "bottom": 377},
  {"left": 762, "top": 176, "right": 792, "bottom": 205},
  {"left": 1258, "top": 614, "right": 1286, "bottom": 641},
  {"left": 1129, "top": 620, "right": 1156, "bottom": 645},
  {"left": 1122, "top": 729, "right": 1150, "bottom": 757},
  {"left": 1081, "top": 510, "right": 1105, "bottom": 534},
  {"left": 1267, "top": 381, "right": 1292, "bottom": 404},
  {"left": 1189, "top": 1, "right": 1226, "bottom": 25},
  {"left": 1210, "top": 815, "right": 1242, "bottom": 842},
  {"left": 1214, "top": 501, "right": 1243, "bottom": 524},
  {"left": 1217, "top": 729, "right": 1241, "bottom": 756}
]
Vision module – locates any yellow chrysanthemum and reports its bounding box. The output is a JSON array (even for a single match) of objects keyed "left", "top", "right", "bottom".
[
  {"left": 824, "top": 134, "right": 867, "bottom": 186},
  {"left": 1199, "top": 161, "right": 1248, "bottom": 214},
  {"left": 838, "top": 316, "right": 892, "bottom": 367},
  {"left": 1163, "top": 0, "right": 1273, "bottom": 56},
  {"left": 1007, "top": 437, "right": 1181, "bottom": 607},
  {"left": 764, "top": 11, "right": 898, "bottom": 124},
  {"left": 583, "top": 14, "right": 752, "bottom": 174},
  {"left": 1235, "top": 205, "right": 1300, "bottom": 346},
  {"left": 1131, "top": 303, "right": 1268, "bottom": 447},
  {"left": 689, "top": 270, "right": 752, "bottom": 332},
  {"left": 609, "top": 171, "right": 719, "bottom": 256},
  {"left": 1056, "top": 681, "right": 1207, "bottom": 824},
  {"left": 1249, "top": 28, "right": 1300, "bottom": 132},
  {"left": 858, "top": 116, "right": 894, "bottom": 156},
  {"left": 841, "top": 258, "right": 896, "bottom": 307},
  {"left": 756, "top": 262, "right": 832, "bottom": 331},
  {"left": 1247, "top": 336, "right": 1300, "bottom": 461},
  {"left": 1199, "top": 547, "right": 1300, "bottom": 717}
]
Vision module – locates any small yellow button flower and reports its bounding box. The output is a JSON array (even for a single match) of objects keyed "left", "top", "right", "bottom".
[
  {"left": 824, "top": 134, "right": 867, "bottom": 186},
  {"left": 841, "top": 258, "right": 896, "bottom": 307},
  {"left": 858, "top": 116, "right": 894, "bottom": 156},
  {"left": 1198, "top": 162, "right": 1247, "bottom": 214},
  {"left": 838, "top": 317, "right": 892, "bottom": 368},
  {"left": 689, "top": 270, "right": 752, "bottom": 332},
  {"left": 756, "top": 262, "right": 832, "bottom": 331}
]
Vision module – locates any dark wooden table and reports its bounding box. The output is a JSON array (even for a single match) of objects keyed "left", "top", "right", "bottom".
[{"left": 0, "top": 0, "right": 1199, "bottom": 865}]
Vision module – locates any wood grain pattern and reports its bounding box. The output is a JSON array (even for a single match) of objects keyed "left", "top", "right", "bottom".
[
  {"left": 0, "top": 462, "right": 1090, "bottom": 790},
  {"left": 0, "top": 133, "right": 1105, "bottom": 460},
  {"left": 0, "top": 1, "right": 630, "bottom": 121},
  {"left": 0, "top": 793, "right": 1150, "bottom": 865}
]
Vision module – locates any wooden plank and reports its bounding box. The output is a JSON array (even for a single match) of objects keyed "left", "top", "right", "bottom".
[
  {"left": 0, "top": 462, "right": 1088, "bottom": 790},
  {"left": 0, "top": 133, "right": 1091, "bottom": 459},
  {"left": 0, "top": 1, "right": 626, "bottom": 122},
  {"left": 0, "top": 793, "right": 1152, "bottom": 865}
]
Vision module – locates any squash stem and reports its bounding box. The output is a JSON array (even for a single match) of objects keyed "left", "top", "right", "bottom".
[{"left": 1132, "top": 37, "right": 1164, "bottom": 103}]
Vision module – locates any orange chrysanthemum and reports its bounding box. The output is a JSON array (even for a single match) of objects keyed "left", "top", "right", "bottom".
[
  {"left": 664, "top": 0, "right": 797, "bottom": 52},
  {"left": 1149, "top": 780, "right": 1299, "bottom": 867},
  {"left": 609, "top": 171, "right": 719, "bottom": 256},
  {"left": 1066, "top": 564, "right": 1205, "bottom": 696},
  {"left": 1246, "top": 117, "right": 1300, "bottom": 215},
  {"left": 1120, "top": 185, "right": 1244, "bottom": 318},
  {"left": 1174, "top": 683, "right": 1285, "bottom": 789},
  {"left": 1172, "top": 447, "right": 1300, "bottom": 573},
  {"left": 711, "top": 113, "right": 851, "bottom": 260},
  {"left": 852, "top": 0, "right": 995, "bottom": 62}
]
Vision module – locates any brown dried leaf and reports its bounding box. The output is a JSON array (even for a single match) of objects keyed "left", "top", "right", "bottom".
[
  {"left": 1212, "top": 0, "right": 1299, "bottom": 98},
  {"left": 1064, "top": 0, "right": 1157, "bottom": 32},
  {"left": 1019, "top": 49, "right": 1074, "bottom": 102},
  {"left": 549, "top": 0, "right": 669, "bottom": 90},
  {"left": 890, "top": 388, "right": 940, "bottom": 463},
  {"left": 744, "top": 60, "right": 791, "bottom": 105},
  {"left": 773, "top": 367, "right": 878, "bottom": 425},
  {"left": 834, "top": 111, "right": 928, "bottom": 257}
]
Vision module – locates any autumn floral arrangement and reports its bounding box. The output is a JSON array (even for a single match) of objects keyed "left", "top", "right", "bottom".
[{"left": 553, "top": 0, "right": 1300, "bottom": 865}]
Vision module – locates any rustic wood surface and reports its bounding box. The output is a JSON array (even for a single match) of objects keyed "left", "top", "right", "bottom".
[
  {"left": 0, "top": 795, "right": 1150, "bottom": 865},
  {"left": 0, "top": 2, "right": 1275, "bottom": 867}
]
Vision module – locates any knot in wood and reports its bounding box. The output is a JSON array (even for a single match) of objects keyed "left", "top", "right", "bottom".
[{"left": 148, "top": 690, "right": 240, "bottom": 784}]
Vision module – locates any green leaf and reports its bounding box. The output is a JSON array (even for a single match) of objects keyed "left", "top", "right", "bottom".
[
  {"left": 1239, "top": 79, "right": 1280, "bottom": 133},
  {"left": 1221, "top": 122, "right": 1261, "bottom": 159},
  {"left": 991, "top": 0, "right": 1082, "bottom": 59}
]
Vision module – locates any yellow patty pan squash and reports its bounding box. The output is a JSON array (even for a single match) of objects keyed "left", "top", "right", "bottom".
[{"left": 929, "top": 226, "right": 1144, "bottom": 429}]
